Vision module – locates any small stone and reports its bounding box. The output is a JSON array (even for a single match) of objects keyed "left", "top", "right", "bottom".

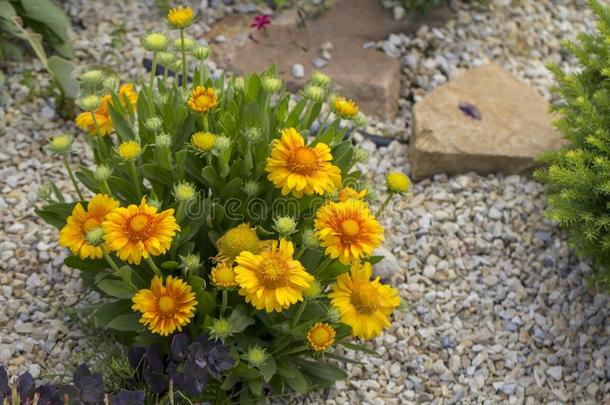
[
  {"left": 292, "top": 63, "right": 305, "bottom": 79},
  {"left": 546, "top": 366, "right": 563, "bottom": 380}
]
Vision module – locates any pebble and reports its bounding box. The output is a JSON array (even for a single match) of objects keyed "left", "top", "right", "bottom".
[{"left": 291, "top": 63, "right": 305, "bottom": 78}]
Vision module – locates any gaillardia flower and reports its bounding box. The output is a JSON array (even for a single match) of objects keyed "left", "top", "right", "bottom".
[
  {"left": 75, "top": 95, "right": 113, "bottom": 136},
  {"left": 118, "top": 83, "right": 138, "bottom": 108},
  {"left": 132, "top": 275, "right": 197, "bottom": 336},
  {"left": 215, "top": 223, "right": 269, "bottom": 263},
  {"left": 188, "top": 86, "right": 218, "bottom": 113},
  {"left": 191, "top": 131, "right": 216, "bottom": 152},
  {"left": 167, "top": 5, "right": 194, "bottom": 29},
  {"left": 234, "top": 239, "right": 314, "bottom": 312},
  {"left": 102, "top": 197, "right": 180, "bottom": 265},
  {"left": 331, "top": 95, "right": 359, "bottom": 119},
  {"left": 59, "top": 194, "right": 120, "bottom": 259},
  {"left": 211, "top": 262, "right": 238, "bottom": 289},
  {"left": 329, "top": 262, "right": 400, "bottom": 340},
  {"left": 265, "top": 128, "right": 341, "bottom": 197},
  {"left": 338, "top": 186, "right": 367, "bottom": 202},
  {"left": 307, "top": 322, "right": 336, "bottom": 352},
  {"left": 315, "top": 199, "right": 383, "bottom": 264},
  {"left": 386, "top": 172, "right": 411, "bottom": 193},
  {"left": 118, "top": 141, "right": 142, "bottom": 161}
]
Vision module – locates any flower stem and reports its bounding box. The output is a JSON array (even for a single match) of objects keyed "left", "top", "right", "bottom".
[
  {"left": 100, "top": 179, "right": 113, "bottom": 196},
  {"left": 129, "top": 161, "right": 142, "bottom": 199},
  {"left": 62, "top": 153, "right": 84, "bottom": 201},
  {"left": 147, "top": 257, "right": 162, "bottom": 276},
  {"left": 90, "top": 112, "right": 107, "bottom": 159},
  {"left": 220, "top": 290, "right": 228, "bottom": 317},
  {"left": 102, "top": 246, "right": 120, "bottom": 273},
  {"left": 149, "top": 51, "right": 158, "bottom": 93},
  {"left": 180, "top": 29, "right": 187, "bottom": 91},
  {"left": 292, "top": 299, "right": 307, "bottom": 328},
  {"left": 176, "top": 200, "right": 187, "bottom": 223},
  {"left": 376, "top": 194, "right": 393, "bottom": 218}
]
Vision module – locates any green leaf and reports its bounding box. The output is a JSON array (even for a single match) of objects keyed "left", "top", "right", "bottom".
[
  {"left": 227, "top": 305, "right": 255, "bottom": 333},
  {"left": 258, "top": 357, "right": 277, "bottom": 383},
  {"left": 47, "top": 56, "right": 78, "bottom": 98},
  {"left": 318, "top": 261, "right": 350, "bottom": 281},
  {"left": 94, "top": 299, "right": 132, "bottom": 327},
  {"left": 97, "top": 279, "right": 136, "bottom": 299},
  {"left": 107, "top": 176, "right": 140, "bottom": 203},
  {"left": 35, "top": 202, "right": 76, "bottom": 229},
  {"left": 64, "top": 256, "right": 107, "bottom": 272},
  {"left": 294, "top": 358, "right": 348, "bottom": 381},
  {"left": 108, "top": 105, "right": 136, "bottom": 142},
  {"left": 141, "top": 164, "right": 174, "bottom": 187},
  {"left": 108, "top": 313, "right": 144, "bottom": 332},
  {"left": 284, "top": 366, "right": 309, "bottom": 393},
  {"left": 248, "top": 378, "right": 262, "bottom": 396},
  {"left": 20, "top": 0, "right": 74, "bottom": 58}
]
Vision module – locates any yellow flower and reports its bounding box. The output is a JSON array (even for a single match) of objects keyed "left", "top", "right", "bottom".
[
  {"left": 338, "top": 186, "right": 367, "bottom": 202},
  {"left": 314, "top": 199, "right": 383, "bottom": 264},
  {"left": 167, "top": 5, "right": 194, "bottom": 29},
  {"left": 75, "top": 95, "right": 113, "bottom": 136},
  {"left": 265, "top": 128, "right": 341, "bottom": 197},
  {"left": 118, "top": 141, "right": 142, "bottom": 161},
  {"left": 331, "top": 95, "right": 359, "bottom": 119},
  {"left": 191, "top": 132, "right": 216, "bottom": 152},
  {"left": 188, "top": 86, "right": 218, "bottom": 113},
  {"left": 118, "top": 83, "right": 138, "bottom": 108},
  {"left": 386, "top": 172, "right": 411, "bottom": 193},
  {"left": 234, "top": 239, "right": 314, "bottom": 312},
  {"left": 102, "top": 197, "right": 180, "bottom": 265},
  {"left": 307, "top": 322, "right": 336, "bottom": 352},
  {"left": 59, "top": 194, "right": 120, "bottom": 260},
  {"left": 215, "top": 223, "right": 269, "bottom": 263},
  {"left": 329, "top": 262, "right": 399, "bottom": 340},
  {"left": 132, "top": 275, "right": 197, "bottom": 336},
  {"left": 211, "top": 262, "right": 238, "bottom": 289}
]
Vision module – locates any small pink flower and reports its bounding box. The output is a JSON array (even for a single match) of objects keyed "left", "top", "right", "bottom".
[{"left": 251, "top": 14, "right": 271, "bottom": 31}]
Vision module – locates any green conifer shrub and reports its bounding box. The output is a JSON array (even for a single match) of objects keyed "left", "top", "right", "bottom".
[{"left": 536, "top": 0, "right": 610, "bottom": 290}]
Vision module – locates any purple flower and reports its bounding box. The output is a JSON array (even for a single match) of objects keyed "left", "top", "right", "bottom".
[{"left": 251, "top": 14, "right": 271, "bottom": 30}]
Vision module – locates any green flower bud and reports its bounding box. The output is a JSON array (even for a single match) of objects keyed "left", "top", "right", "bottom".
[
  {"left": 214, "top": 135, "right": 231, "bottom": 153},
  {"left": 144, "top": 116, "right": 163, "bottom": 132},
  {"left": 141, "top": 32, "right": 169, "bottom": 52},
  {"left": 85, "top": 228, "right": 105, "bottom": 246},
  {"left": 273, "top": 216, "right": 297, "bottom": 236},
  {"left": 245, "top": 127, "right": 262, "bottom": 143},
  {"left": 174, "top": 36, "right": 196, "bottom": 51},
  {"left": 173, "top": 182, "right": 197, "bottom": 202},
  {"left": 148, "top": 198, "right": 163, "bottom": 210},
  {"left": 233, "top": 77, "right": 244, "bottom": 91},
  {"left": 192, "top": 45, "right": 212, "bottom": 61},
  {"left": 303, "top": 279, "right": 322, "bottom": 299},
  {"left": 156, "top": 133, "right": 172, "bottom": 148},
  {"left": 354, "top": 148, "right": 369, "bottom": 163},
  {"left": 243, "top": 180, "right": 259, "bottom": 197},
  {"left": 102, "top": 75, "right": 120, "bottom": 92},
  {"left": 79, "top": 95, "right": 101, "bottom": 112},
  {"left": 157, "top": 51, "right": 176, "bottom": 66},
  {"left": 246, "top": 346, "right": 268, "bottom": 368},
  {"left": 327, "top": 307, "right": 341, "bottom": 324},
  {"left": 93, "top": 164, "right": 112, "bottom": 182},
  {"left": 302, "top": 228, "right": 319, "bottom": 249},
  {"left": 37, "top": 183, "right": 53, "bottom": 199},
  {"left": 80, "top": 70, "right": 105, "bottom": 85},
  {"left": 303, "top": 85, "right": 325, "bottom": 102},
  {"left": 311, "top": 70, "right": 331, "bottom": 88},
  {"left": 180, "top": 253, "right": 201, "bottom": 271},
  {"left": 353, "top": 113, "right": 368, "bottom": 128},
  {"left": 209, "top": 318, "right": 233, "bottom": 342},
  {"left": 261, "top": 76, "right": 283, "bottom": 93},
  {"left": 49, "top": 134, "right": 73, "bottom": 153}
]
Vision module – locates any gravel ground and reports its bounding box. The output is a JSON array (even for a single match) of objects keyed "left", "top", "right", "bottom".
[{"left": 1, "top": 0, "right": 609, "bottom": 403}]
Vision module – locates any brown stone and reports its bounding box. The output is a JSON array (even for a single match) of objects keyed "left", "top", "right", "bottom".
[
  {"left": 205, "top": 0, "right": 453, "bottom": 120},
  {"left": 409, "top": 63, "right": 562, "bottom": 180}
]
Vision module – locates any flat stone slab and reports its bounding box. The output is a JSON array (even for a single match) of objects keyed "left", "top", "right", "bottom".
[
  {"left": 409, "top": 63, "right": 562, "bottom": 180},
  {"left": 205, "top": 0, "right": 452, "bottom": 120}
]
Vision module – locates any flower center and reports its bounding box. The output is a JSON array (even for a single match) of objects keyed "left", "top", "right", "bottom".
[
  {"left": 218, "top": 225, "right": 261, "bottom": 260},
  {"left": 82, "top": 217, "right": 101, "bottom": 233},
  {"left": 158, "top": 296, "right": 176, "bottom": 314},
  {"left": 128, "top": 214, "right": 152, "bottom": 240},
  {"left": 214, "top": 265, "right": 236, "bottom": 286},
  {"left": 350, "top": 284, "right": 380, "bottom": 314},
  {"left": 290, "top": 147, "right": 318, "bottom": 174},
  {"left": 310, "top": 327, "right": 331, "bottom": 346},
  {"left": 260, "top": 256, "right": 289, "bottom": 287},
  {"left": 341, "top": 219, "right": 360, "bottom": 237},
  {"left": 195, "top": 94, "right": 211, "bottom": 108}
]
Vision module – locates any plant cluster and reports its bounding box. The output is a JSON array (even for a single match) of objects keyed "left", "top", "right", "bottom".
[
  {"left": 536, "top": 0, "right": 610, "bottom": 290},
  {"left": 0, "top": 364, "right": 144, "bottom": 405},
  {"left": 36, "top": 5, "right": 411, "bottom": 402}
]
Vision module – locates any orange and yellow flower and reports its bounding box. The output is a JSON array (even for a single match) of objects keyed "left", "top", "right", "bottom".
[
  {"left": 132, "top": 275, "right": 197, "bottom": 336},
  {"left": 234, "top": 239, "right": 314, "bottom": 312},
  {"left": 75, "top": 95, "right": 113, "bottom": 136},
  {"left": 118, "top": 83, "right": 138, "bottom": 108},
  {"left": 307, "top": 322, "right": 336, "bottom": 352},
  {"left": 211, "top": 262, "right": 238, "bottom": 289},
  {"left": 329, "top": 262, "right": 400, "bottom": 339},
  {"left": 265, "top": 128, "right": 341, "bottom": 197},
  {"left": 102, "top": 197, "right": 180, "bottom": 265},
  {"left": 188, "top": 86, "right": 218, "bottom": 113},
  {"left": 59, "top": 194, "right": 120, "bottom": 259},
  {"left": 338, "top": 186, "right": 367, "bottom": 202},
  {"left": 331, "top": 95, "right": 359, "bottom": 119},
  {"left": 315, "top": 199, "right": 383, "bottom": 264}
]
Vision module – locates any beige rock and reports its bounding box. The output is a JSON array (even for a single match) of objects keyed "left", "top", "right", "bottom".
[
  {"left": 206, "top": 0, "right": 452, "bottom": 120},
  {"left": 410, "top": 63, "right": 562, "bottom": 180}
]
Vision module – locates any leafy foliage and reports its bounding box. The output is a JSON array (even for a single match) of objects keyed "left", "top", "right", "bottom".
[{"left": 535, "top": 0, "right": 610, "bottom": 290}]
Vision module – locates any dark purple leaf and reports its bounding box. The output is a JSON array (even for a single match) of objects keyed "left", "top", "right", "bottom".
[
  {"left": 36, "top": 383, "right": 56, "bottom": 402},
  {"left": 16, "top": 371, "right": 35, "bottom": 399},
  {"left": 127, "top": 347, "right": 146, "bottom": 371},
  {"left": 145, "top": 345, "right": 165, "bottom": 374},
  {"left": 170, "top": 334, "right": 190, "bottom": 361},
  {"left": 52, "top": 384, "right": 80, "bottom": 404},
  {"left": 109, "top": 389, "right": 145, "bottom": 405},
  {"left": 78, "top": 375, "right": 104, "bottom": 403},
  {"left": 458, "top": 102, "right": 482, "bottom": 120},
  {"left": 0, "top": 366, "right": 8, "bottom": 396},
  {"left": 72, "top": 364, "right": 92, "bottom": 388}
]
